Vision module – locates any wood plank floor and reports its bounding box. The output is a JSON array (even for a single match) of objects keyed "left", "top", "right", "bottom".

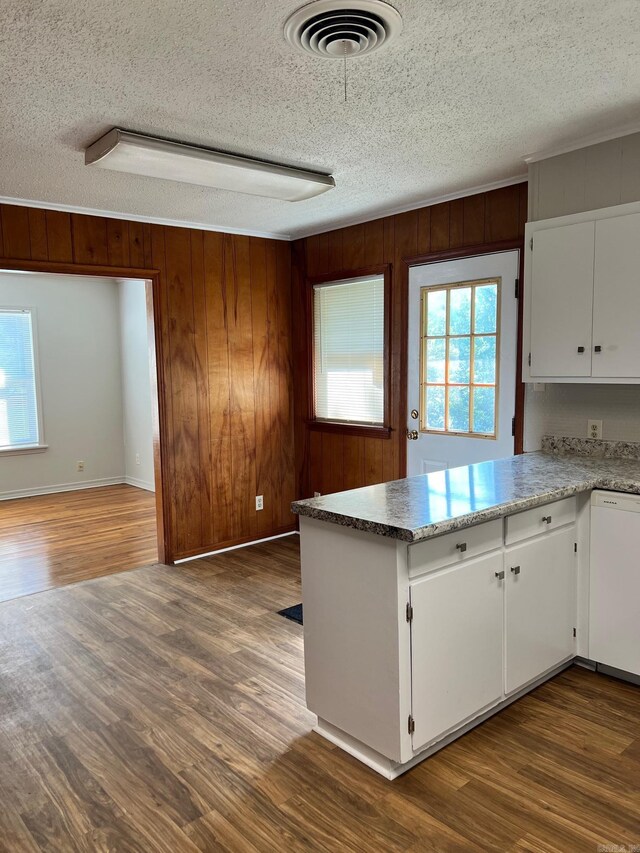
[
  {"left": 0, "top": 485, "right": 158, "bottom": 603},
  {"left": 0, "top": 535, "right": 639, "bottom": 852}
]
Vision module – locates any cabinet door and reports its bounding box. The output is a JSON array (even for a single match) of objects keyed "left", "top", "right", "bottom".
[
  {"left": 505, "top": 527, "right": 576, "bottom": 694},
  {"left": 592, "top": 213, "right": 640, "bottom": 378},
  {"left": 410, "top": 552, "right": 503, "bottom": 752},
  {"left": 529, "top": 221, "right": 594, "bottom": 377}
]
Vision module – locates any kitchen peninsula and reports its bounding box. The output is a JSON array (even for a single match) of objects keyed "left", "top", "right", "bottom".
[{"left": 292, "top": 447, "right": 640, "bottom": 779}]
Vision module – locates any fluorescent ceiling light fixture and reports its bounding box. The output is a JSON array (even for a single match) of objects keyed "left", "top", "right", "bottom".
[{"left": 85, "top": 129, "right": 335, "bottom": 202}]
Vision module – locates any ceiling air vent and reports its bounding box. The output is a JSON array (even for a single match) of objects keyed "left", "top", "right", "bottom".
[{"left": 284, "top": 0, "right": 403, "bottom": 59}]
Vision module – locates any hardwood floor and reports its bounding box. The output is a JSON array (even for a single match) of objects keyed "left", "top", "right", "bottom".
[
  {"left": 0, "top": 535, "right": 639, "bottom": 852},
  {"left": 0, "top": 485, "right": 158, "bottom": 603}
]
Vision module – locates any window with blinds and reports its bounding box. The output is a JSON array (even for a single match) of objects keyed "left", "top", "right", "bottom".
[
  {"left": 0, "top": 308, "right": 41, "bottom": 449},
  {"left": 313, "top": 274, "right": 385, "bottom": 426}
]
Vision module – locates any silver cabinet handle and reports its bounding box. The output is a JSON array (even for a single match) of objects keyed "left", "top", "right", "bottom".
[
  {"left": 510, "top": 565, "right": 521, "bottom": 575},
  {"left": 456, "top": 542, "right": 467, "bottom": 553},
  {"left": 542, "top": 515, "right": 552, "bottom": 524},
  {"left": 577, "top": 346, "right": 585, "bottom": 353},
  {"left": 594, "top": 345, "right": 602, "bottom": 353},
  {"left": 495, "top": 570, "right": 505, "bottom": 580}
]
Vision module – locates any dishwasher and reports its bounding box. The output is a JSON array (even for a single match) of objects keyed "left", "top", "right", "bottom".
[{"left": 590, "top": 490, "right": 640, "bottom": 680}]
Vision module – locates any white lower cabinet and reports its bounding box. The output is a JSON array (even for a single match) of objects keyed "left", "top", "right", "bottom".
[
  {"left": 504, "top": 527, "right": 576, "bottom": 694},
  {"left": 410, "top": 552, "right": 504, "bottom": 752}
]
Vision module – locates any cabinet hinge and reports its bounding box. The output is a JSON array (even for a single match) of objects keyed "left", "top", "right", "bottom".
[
  {"left": 514, "top": 277, "right": 520, "bottom": 299},
  {"left": 530, "top": 236, "right": 533, "bottom": 251},
  {"left": 406, "top": 602, "right": 413, "bottom": 623},
  {"left": 511, "top": 416, "right": 516, "bottom": 437},
  {"left": 574, "top": 542, "right": 578, "bottom": 553},
  {"left": 408, "top": 715, "right": 415, "bottom": 735},
  {"left": 528, "top": 352, "right": 531, "bottom": 367},
  {"left": 573, "top": 627, "right": 577, "bottom": 638}
]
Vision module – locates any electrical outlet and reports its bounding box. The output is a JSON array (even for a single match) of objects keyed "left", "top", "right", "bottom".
[
  {"left": 255, "top": 495, "right": 264, "bottom": 511},
  {"left": 314, "top": 491, "right": 321, "bottom": 497},
  {"left": 135, "top": 453, "right": 140, "bottom": 465},
  {"left": 77, "top": 460, "right": 85, "bottom": 472},
  {"left": 587, "top": 419, "right": 603, "bottom": 440}
]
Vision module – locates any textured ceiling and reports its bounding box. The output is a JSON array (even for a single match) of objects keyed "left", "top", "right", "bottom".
[{"left": 1, "top": 0, "right": 639, "bottom": 239}]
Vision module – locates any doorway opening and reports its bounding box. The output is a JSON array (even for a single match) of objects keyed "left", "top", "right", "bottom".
[{"left": 0, "top": 269, "right": 161, "bottom": 602}]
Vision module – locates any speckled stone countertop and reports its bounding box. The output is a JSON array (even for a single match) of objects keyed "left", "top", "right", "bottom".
[{"left": 291, "top": 452, "right": 640, "bottom": 543}]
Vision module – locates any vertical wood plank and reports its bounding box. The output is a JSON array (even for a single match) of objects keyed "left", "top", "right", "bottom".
[
  {"left": 163, "top": 227, "right": 201, "bottom": 555},
  {"left": 463, "top": 194, "right": 486, "bottom": 246},
  {"left": 27, "top": 209, "right": 48, "bottom": 260},
  {"left": 227, "top": 235, "right": 257, "bottom": 541},
  {"left": 128, "top": 221, "right": 146, "bottom": 268},
  {"left": 142, "top": 224, "right": 153, "bottom": 268},
  {"left": 191, "top": 230, "right": 214, "bottom": 548},
  {"left": 485, "top": 185, "right": 521, "bottom": 242},
  {"left": 203, "top": 231, "right": 233, "bottom": 545},
  {"left": 107, "top": 220, "right": 130, "bottom": 267},
  {"left": 1, "top": 206, "right": 31, "bottom": 258},
  {"left": 342, "top": 224, "right": 366, "bottom": 269},
  {"left": 305, "top": 235, "right": 321, "bottom": 278},
  {"left": 430, "top": 202, "right": 450, "bottom": 251},
  {"left": 364, "top": 219, "right": 385, "bottom": 266},
  {"left": 291, "top": 240, "right": 309, "bottom": 500},
  {"left": 449, "top": 199, "right": 464, "bottom": 248},
  {"left": 45, "top": 211, "right": 73, "bottom": 262},
  {"left": 327, "top": 229, "right": 343, "bottom": 272},
  {"left": 265, "top": 241, "right": 284, "bottom": 525},
  {"left": 316, "top": 232, "right": 330, "bottom": 275},
  {"left": 343, "top": 437, "right": 364, "bottom": 491},
  {"left": 308, "top": 431, "right": 323, "bottom": 496},
  {"left": 417, "top": 208, "right": 431, "bottom": 255},
  {"left": 518, "top": 183, "right": 528, "bottom": 238},
  {"left": 275, "top": 241, "right": 295, "bottom": 527},
  {"left": 71, "top": 214, "right": 108, "bottom": 264},
  {"left": 249, "top": 237, "right": 274, "bottom": 535}
]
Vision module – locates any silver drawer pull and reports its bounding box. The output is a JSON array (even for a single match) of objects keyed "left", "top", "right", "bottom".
[
  {"left": 456, "top": 542, "right": 467, "bottom": 553},
  {"left": 495, "top": 570, "right": 505, "bottom": 580},
  {"left": 541, "top": 515, "right": 552, "bottom": 524},
  {"left": 510, "top": 565, "right": 521, "bottom": 575}
]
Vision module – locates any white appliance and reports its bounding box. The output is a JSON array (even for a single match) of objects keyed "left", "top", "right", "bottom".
[{"left": 590, "top": 490, "right": 640, "bottom": 679}]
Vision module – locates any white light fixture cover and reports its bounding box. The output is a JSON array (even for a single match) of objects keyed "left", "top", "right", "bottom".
[{"left": 85, "top": 129, "right": 335, "bottom": 202}]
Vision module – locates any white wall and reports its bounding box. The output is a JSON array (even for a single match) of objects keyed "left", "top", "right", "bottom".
[
  {"left": 524, "top": 383, "right": 640, "bottom": 451},
  {"left": 525, "top": 133, "right": 640, "bottom": 450},
  {"left": 118, "top": 280, "right": 155, "bottom": 491},
  {"left": 0, "top": 272, "right": 125, "bottom": 497}
]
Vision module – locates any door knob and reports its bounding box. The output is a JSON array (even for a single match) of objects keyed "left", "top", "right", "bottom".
[{"left": 406, "top": 429, "right": 418, "bottom": 440}]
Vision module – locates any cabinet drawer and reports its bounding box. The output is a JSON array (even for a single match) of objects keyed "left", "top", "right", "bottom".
[
  {"left": 505, "top": 497, "right": 576, "bottom": 546},
  {"left": 409, "top": 519, "right": 503, "bottom": 578}
]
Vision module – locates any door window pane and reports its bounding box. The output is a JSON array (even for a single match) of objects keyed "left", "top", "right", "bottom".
[
  {"left": 420, "top": 279, "right": 500, "bottom": 438},
  {"left": 425, "top": 385, "right": 445, "bottom": 430},
  {"left": 448, "top": 386, "right": 470, "bottom": 432},
  {"left": 449, "top": 287, "right": 471, "bottom": 335}
]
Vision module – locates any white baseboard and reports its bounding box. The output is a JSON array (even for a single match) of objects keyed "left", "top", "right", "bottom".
[
  {"left": 124, "top": 476, "right": 155, "bottom": 493},
  {"left": 0, "top": 477, "right": 126, "bottom": 501}
]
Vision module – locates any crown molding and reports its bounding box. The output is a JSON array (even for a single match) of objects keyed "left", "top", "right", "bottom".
[
  {"left": 293, "top": 174, "right": 528, "bottom": 240},
  {"left": 0, "top": 196, "right": 292, "bottom": 242},
  {"left": 523, "top": 121, "right": 640, "bottom": 164}
]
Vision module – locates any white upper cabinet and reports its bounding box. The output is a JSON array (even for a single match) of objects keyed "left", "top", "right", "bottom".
[
  {"left": 529, "top": 221, "right": 594, "bottom": 378},
  {"left": 524, "top": 203, "right": 640, "bottom": 383},
  {"left": 592, "top": 212, "right": 640, "bottom": 378}
]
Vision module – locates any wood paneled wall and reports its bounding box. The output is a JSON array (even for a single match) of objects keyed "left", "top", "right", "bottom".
[
  {"left": 292, "top": 183, "right": 528, "bottom": 499},
  {"left": 0, "top": 204, "right": 296, "bottom": 562}
]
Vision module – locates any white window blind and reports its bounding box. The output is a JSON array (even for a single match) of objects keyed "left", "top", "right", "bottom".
[
  {"left": 313, "top": 275, "right": 385, "bottom": 425},
  {"left": 0, "top": 309, "right": 40, "bottom": 449}
]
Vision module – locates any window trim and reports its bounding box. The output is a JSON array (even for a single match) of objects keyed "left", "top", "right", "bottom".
[
  {"left": 419, "top": 277, "right": 501, "bottom": 440},
  {"left": 0, "top": 305, "right": 47, "bottom": 453},
  {"left": 307, "top": 264, "right": 392, "bottom": 438}
]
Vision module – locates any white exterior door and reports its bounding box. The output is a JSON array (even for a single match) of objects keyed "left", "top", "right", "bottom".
[{"left": 407, "top": 251, "right": 519, "bottom": 477}]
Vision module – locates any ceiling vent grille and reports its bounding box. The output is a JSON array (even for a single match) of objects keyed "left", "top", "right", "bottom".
[{"left": 284, "top": 0, "right": 403, "bottom": 59}]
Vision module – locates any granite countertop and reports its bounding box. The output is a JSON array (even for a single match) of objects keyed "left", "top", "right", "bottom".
[{"left": 291, "top": 451, "right": 640, "bottom": 543}]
